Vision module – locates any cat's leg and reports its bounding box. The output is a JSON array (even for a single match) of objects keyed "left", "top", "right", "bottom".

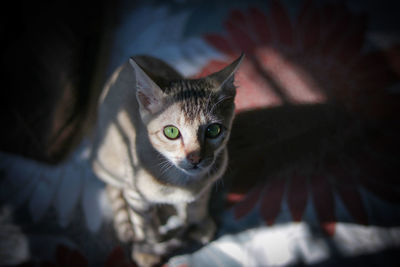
[
  {"left": 188, "top": 188, "right": 216, "bottom": 244},
  {"left": 176, "top": 188, "right": 216, "bottom": 245},
  {"left": 107, "top": 185, "right": 157, "bottom": 242},
  {"left": 122, "top": 189, "right": 161, "bottom": 242},
  {"left": 106, "top": 185, "right": 134, "bottom": 243},
  {"left": 107, "top": 185, "right": 162, "bottom": 266},
  {"left": 121, "top": 190, "right": 165, "bottom": 266},
  {"left": 131, "top": 246, "right": 161, "bottom": 267}
]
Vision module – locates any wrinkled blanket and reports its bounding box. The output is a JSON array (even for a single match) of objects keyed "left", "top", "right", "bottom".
[{"left": 1, "top": 0, "right": 399, "bottom": 266}]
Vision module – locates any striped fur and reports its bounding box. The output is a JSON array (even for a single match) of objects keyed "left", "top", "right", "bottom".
[{"left": 91, "top": 54, "right": 243, "bottom": 266}]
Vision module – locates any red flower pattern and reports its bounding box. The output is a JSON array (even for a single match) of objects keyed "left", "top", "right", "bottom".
[
  {"left": 198, "top": 0, "right": 400, "bottom": 235},
  {"left": 199, "top": 1, "right": 399, "bottom": 117}
]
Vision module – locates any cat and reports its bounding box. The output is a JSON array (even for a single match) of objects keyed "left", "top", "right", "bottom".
[{"left": 91, "top": 53, "right": 243, "bottom": 266}]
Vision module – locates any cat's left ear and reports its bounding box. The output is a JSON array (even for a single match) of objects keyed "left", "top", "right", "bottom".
[
  {"left": 208, "top": 53, "right": 244, "bottom": 96},
  {"left": 129, "top": 57, "right": 164, "bottom": 116}
]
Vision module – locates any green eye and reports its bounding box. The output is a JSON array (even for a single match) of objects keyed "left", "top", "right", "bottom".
[
  {"left": 164, "top": 126, "right": 180, "bottom": 140},
  {"left": 206, "top": 123, "right": 221, "bottom": 138}
]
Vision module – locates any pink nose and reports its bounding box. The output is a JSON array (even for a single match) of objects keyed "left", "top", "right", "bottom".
[{"left": 187, "top": 152, "right": 202, "bottom": 165}]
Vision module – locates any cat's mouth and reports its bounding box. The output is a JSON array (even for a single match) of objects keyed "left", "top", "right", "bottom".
[
  {"left": 180, "top": 165, "right": 207, "bottom": 176},
  {"left": 178, "top": 158, "right": 214, "bottom": 176}
]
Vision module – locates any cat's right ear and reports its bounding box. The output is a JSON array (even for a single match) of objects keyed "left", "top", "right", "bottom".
[
  {"left": 208, "top": 53, "right": 244, "bottom": 97},
  {"left": 129, "top": 58, "right": 164, "bottom": 115}
]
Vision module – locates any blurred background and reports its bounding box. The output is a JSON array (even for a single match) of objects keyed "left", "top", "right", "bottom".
[{"left": 1, "top": 0, "right": 399, "bottom": 266}]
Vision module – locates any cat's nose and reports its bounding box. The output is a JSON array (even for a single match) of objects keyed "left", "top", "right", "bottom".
[{"left": 187, "top": 151, "right": 202, "bottom": 165}]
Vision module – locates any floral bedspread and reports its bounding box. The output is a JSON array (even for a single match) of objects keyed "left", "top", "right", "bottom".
[{"left": 1, "top": 0, "right": 399, "bottom": 266}]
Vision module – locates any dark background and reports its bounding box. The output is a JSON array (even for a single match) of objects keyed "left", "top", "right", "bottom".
[{"left": 0, "top": 0, "right": 116, "bottom": 163}]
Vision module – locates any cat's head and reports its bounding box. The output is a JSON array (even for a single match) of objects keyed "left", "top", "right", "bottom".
[{"left": 129, "top": 54, "right": 243, "bottom": 176}]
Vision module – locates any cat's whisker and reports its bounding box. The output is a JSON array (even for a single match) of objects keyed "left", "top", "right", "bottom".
[
  {"left": 219, "top": 176, "right": 225, "bottom": 188},
  {"left": 160, "top": 161, "right": 174, "bottom": 176},
  {"left": 157, "top": 163, "right": 169, "bottom": 172},
  {"left": 214, "top": 179, "right": 219, "bottom": 192},
  {"left": 156, "top": 153, "right": 167, "bottom": 162},
  {"left": 159, "top": 161, "right": 171, "bottom": 170},
  {"left": 157, "top": 159, "right": 170, "bottom": 167},
  {"left": 160, "top": 166, "right": 174, "bottom": 177},
  {"left": 157, "top": 158, "right": 172, "bottom": 172}
]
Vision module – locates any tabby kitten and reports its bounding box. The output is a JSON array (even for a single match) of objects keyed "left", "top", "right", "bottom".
[{"left": 91, "top": 54, "right": 243, "bottom": 266}]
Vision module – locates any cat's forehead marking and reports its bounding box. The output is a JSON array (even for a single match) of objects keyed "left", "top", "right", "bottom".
[{"left": 165, "top": 79, "right": 217, "bottom": 122}]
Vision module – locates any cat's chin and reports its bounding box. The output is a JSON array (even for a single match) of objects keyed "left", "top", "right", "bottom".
[{"left": 180, "top": 166, "right": 209, "bottom": 177}]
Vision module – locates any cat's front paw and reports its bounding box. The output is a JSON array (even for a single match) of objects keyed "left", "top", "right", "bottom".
[
  {"left": 188, "top": 216, "right": 216, "bottom": 245},
  {"left": 115, "top": 219, "right": 135, "bottom": 243},
  {"left": 132, "top": 244, "right": 161, "bottom": 267}
]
